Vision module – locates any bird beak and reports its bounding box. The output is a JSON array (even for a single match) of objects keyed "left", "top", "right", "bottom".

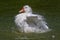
[{"left": 19, "top": 8, "right": 25, "bottom": 13}]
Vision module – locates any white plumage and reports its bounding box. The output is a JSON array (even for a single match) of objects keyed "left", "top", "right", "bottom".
[{"left": 15, "top": 5, "right": 50, "bottom": 33}]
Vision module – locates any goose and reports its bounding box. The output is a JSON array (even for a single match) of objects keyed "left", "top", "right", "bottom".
[{"left": 15, "top": 5, "right": 50, "bottom": 33}]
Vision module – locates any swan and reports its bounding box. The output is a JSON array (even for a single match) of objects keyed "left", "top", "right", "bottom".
[{"left": 15, "top": 5, "right": 50, "bottom": 33}]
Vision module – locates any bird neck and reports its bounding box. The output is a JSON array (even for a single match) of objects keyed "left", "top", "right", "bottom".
[{"left": 25, "top": 11, "right": 32, "bottom": 14}]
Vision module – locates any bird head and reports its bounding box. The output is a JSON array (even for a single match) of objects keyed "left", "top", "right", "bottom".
[{"left": 19, "top": 5, "right": 32, "bottom": 13}]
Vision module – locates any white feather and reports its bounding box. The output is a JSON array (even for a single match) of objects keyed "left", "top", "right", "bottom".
[{"left": 15, "top": 5, "right": 50, "bottom": 33}]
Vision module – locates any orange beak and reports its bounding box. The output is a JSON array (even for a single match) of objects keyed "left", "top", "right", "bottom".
[{"left": 19, "top": 8, "right": 25, "bottom": 13}]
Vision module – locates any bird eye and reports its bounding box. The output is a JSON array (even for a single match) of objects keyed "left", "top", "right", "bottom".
[{"left": 25, "top": 7, "right": 27, "bottom": 8}]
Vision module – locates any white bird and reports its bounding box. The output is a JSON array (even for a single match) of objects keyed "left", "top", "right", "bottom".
[{"left": 15, "top": 5, "right": 50, "bottom": 33}]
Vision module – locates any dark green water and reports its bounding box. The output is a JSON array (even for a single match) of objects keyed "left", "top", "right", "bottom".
[{"left": 0, "top": 0, "right": 60, "bottom": 40}]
